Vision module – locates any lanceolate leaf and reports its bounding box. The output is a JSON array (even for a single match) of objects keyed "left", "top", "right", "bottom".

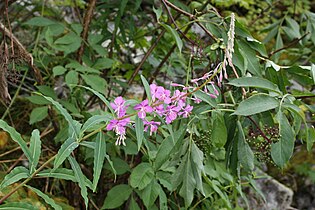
[
  {"left": 40, "top": 94, "right": 81, "bottom": 139},
  {"left": 92, "top": 132, "right": 106, "bottom": 192},
  {"left": 29, "top": 129, "right": 41, "bottom": 173},
  {"left": 80, "top": 114, "right": 110, "bottom": 135},
  {"left": 37, "top": 168, "right": 76, "bottom": 182},
  {"left": 160, "top": 23, "right": 183, "bottom": 53},
  {"left": 0, "top": 202, "right": 36, "bottom": 210},
  {"left": 140, "top": 75, "right": 152, "bottom": 102},
  {"left": 233, "top": 94, "right": 279, "bottom": 116},
  {"left": 179, "top": 154, "right": 196, "bottom": 207},
  {"left": 0, "top": 120, "right": 32, "bottom": 162},
  {"left": 140, "top": 180, "right": 160, "bottom": 208},
  {"left": 237, "top": 121, "right": 254, "bottom": 172},
  {"left": 102, "top": 184, "right": 132, "bottom": 209},
  {"left": 271, "top": 111, "right": 295, "bottom": 168},
  {"left": 54, "top": 137, "right": 79, "bottom": 169},
  {"left": 68, "top": 156, "right": 89, "bottom": 209},
  {"left": 211, "top": 111, "right": 227, "bottom": 147},
  {"left": 0, "top": 166, "right": 29, "bottom": 190},
  {"left": 130, "top": 163, "right": 154, "bottom": 190},
  {"left": 228, "top": 77, "right": 281, "bottom": 94},
  {"left": 191, "top": 141, "right": 204, "bottom": 195},
  {"left": 26, "top": 185, "right": 62, "bottom": 210},
  {"left": 135, "top": 116, "right": 144, "bottom": 151}
]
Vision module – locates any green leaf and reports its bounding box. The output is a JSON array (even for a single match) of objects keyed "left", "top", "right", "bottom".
[
  {"left": 153, "top": 6, "right": 162, "bottom": 22},
  {"left": 193, "top": 90, "right": 217, "bottom": 107},
  {"left": 0, "top": 120, "right": 32, "bottom": 162},
  {"left": 102, "top": 184, "right": 132, "bottom": 209},
  {"left": 53, "top": 66, "right": 67, "bottom": 77},
  {"left": 65, "top": 70, "right": 79, "bottom": 86},
  {"left": 80, "top": 115, "right": 110, "bottom": 135},
  {"left": 54, "top": 137, "right": 79, "bottom": 169},
  {"left": 92, "top": 132, "right": 106, "bottom": 192},
  {"left": 140, "top": 180, "right": 160, "bottom": 208},
  {"left": 92, "top": 58, "right": 114, "bottom": 69},
  {"left": 154, "top": 126, "right": 187, "bottom": 170},
  {"left": 130, "top": 163, "right": 154, "bottom": 190},
  {"left": 160, "top": 23, "right": 183, "bottom": 53},
  {"left": 25, "top": 17, "right": 55, "bottom": 26},
  {"left": 26, "top": 185, "right": 62, "bottom": 210},
  {"left": 29, "top": 129, "right": 41, "bottom": 173},
  {"left": 238, "top": 40, "right": 262, "bottom": 76},
  {"left": 0, "top": 166, "right": 29, "bottom": 190},
  {"left": 77, "top": 85, "right": 114, "bottom": 115},
  {"left": 130, "top": 196, "right": 141, "bottom": 210},
  {"left": 0, "top": 202, "right": 37, "bottom": 210},
  {"left": 135, "top": 116, "right": 144, "bottom": 151},
  {"left": 179, "top": 154, "right": 196, "bottom": 207},
  {"left": 27, "top": 95, "right": 50, "bottom": 105},
  {"left": 211, "top": 111, "right": 227, "bottom": 147},
  {"left": 237, "top": 121, "right": 254, "bottom": 171},
  {"left": 68, "top": 156, "right": 89, "bottom": 209},
  {"left": 233, "top": 94, "right": 279, "bottom": 116},
  {"left": 81, "top": 74, "right": 107, "bottom": 93},
  {"left": 29, "top": 106, "right": 48, "bottom": 124},
  {"left": 40, "top": 94, "right": 81, "bottom": 138},
  {"left": 140, "top": 75, "right": 152, "bottom": 102},
  {"left": 285, "top": 17, "right": 301, "bottom": 39},
  {"left": 191, "top": 141, "right": 204, "bottom": 194},
  {"left": 228, "top": 77, "right": 281, "bottom": 94},
  {"left": 37, "top": 168, "right": 76, "bottom": 182},
  {"left": 271, "top": 111, "right": 295, "bottom": 168},
  {"left": 159, "top": 187, "right": 168, "bottom": 210},
  {"left": 171, "top": 153, "right": 187, "bottom": 190}
]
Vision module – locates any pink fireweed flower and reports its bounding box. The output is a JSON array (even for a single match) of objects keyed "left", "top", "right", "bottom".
[
  {"left": 165, "top": 105, "right": 181, "bottom": 124},
  {"left": 179, "top": 104, "right": 193, "bottom": 118},
  {"left": 106, "top": 118, "right": 130, "bottom": 146},
  {"left": 150, "top": 84, "right": 158, "bottom": 102},
  {"left": 192, "top": 96, "right": 202, "bottom": 104},
  {"left": 153, "top": 104, "right": 165, "bottom": 117},
  {"left": 144, "top": 120, "right": 161, "bottom": 136},
  {"left": 134, "top": 99, "right": 153, "bottom": 119},
  {"left": 110, "top": 96, "right": 128, "bottom": 118},
  {"left": 156, "top": 86, "right": 172, "bottom": 104}
]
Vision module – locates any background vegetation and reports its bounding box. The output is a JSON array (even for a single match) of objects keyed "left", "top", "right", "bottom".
[{"left": 0, "top": 0, "right": 315, "bottom": 209}]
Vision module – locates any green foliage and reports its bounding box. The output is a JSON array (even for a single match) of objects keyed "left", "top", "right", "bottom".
[{"left": 1, "top": 0, "right": 315, "bottom": 209}]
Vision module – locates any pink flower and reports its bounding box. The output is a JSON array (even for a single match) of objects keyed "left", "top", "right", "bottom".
[
  {"left": 165, "top": 105, "right": 181, "bottom": 124},
  {"left": 144, "top": 121, "right": 161, "bottom": 136},
  {"left": 106, "top": 118, "right": 130, "bottom": 146},
  {"left": 179, "top": 104, "right": 193, "bottom": 118},
  {"left": 150, "top": 84, "right": 158, "bottom": 102},
  {"left": 134, "top": 99, "right": 153, "bottom": 119},
  {"left": 156, "top": 86, "right": 171, "bottom": 104},
  {"left": 153, "top": 104, "right": 165, "bottom": 116},
  {"left": 110, "top": 96, "right": 128, "bottom": 118}
]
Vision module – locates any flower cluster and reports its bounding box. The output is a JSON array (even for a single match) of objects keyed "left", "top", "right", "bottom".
[{"left": 106, "top": 84, "right": 194, "bottom": 145}]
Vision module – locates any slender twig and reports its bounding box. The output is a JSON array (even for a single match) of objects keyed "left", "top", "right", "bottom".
[
  {"left": 268, "top": 32, "right": 309, "bottom": 57},
  {"left": 120, "top": 29, "right": 166, "bottom": 96},
  {"left": 76, "top": 0, "right": 97, "bottom": 64},
  {"left": 163, "top": 0, "right": 217, "bottom": 41},
  {"left": 161, "top": 0, "right": 197, "bottom": 46}
]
